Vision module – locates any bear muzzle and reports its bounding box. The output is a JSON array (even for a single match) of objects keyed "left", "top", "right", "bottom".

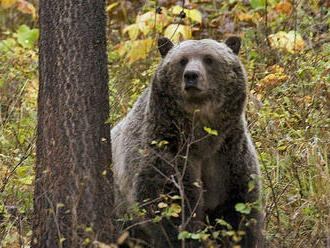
[{"left": 183, "top": 70, "right": 203, "bottom": 92}]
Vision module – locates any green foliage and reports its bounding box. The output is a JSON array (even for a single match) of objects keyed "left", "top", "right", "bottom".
[
  {"left": 235, "top": 203, "right": 252, "bottom": 215},
  {"left": 203, "top": 126, "right": 218, "bottom": 136},
  {"left": 249, "top": 0, "right": 266, "bottom": 9},
  {"left": 13, "top": 24, "right": 39, "bottom": 48},
  {"left": 0, "top": 5, "right": 38, "bottom": 245}
]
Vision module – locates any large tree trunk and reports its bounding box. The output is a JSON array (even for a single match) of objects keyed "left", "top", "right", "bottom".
[{"left": 32, "top": 1, "right": 113, "bottom": 247}]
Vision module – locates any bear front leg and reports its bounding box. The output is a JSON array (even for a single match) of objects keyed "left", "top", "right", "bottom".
[
  {"left": 132, "top": 156, "right": 181, "bottom": 247},
  {"left": 207, "top": 137, "right": 264, "bottom": 248},
  {"left": 133, "top": 154, "right": 203, "bottom": 247},
  {"left": 228, "top": 156, "right": 264, "bottom": 248}
]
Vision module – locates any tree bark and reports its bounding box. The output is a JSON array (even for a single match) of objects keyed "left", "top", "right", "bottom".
[{"left": 32, "top": 1, "right": 113, "bottom": 247}]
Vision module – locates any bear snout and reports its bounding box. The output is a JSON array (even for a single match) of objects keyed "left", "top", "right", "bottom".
[{"left": 184, "top": 70, "right": 201, "bottom": 90}]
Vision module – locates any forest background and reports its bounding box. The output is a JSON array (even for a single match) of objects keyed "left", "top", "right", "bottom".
[{"left": 0, "top": 0, "right": 329, "bottom": 247}]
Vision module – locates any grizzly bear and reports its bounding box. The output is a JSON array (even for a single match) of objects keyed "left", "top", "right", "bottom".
[{"left": 112, "top": 36, "right": 264, "bottom": 247}]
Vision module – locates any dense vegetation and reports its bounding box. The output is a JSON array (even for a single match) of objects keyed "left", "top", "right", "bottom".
[{"left": 0, "top": 0, "right": 329, "bottom": 247}]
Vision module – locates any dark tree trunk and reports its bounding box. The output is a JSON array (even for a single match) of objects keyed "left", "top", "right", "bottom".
[{"left": 32, "top": 1, "right": 113, "bottom": 247}]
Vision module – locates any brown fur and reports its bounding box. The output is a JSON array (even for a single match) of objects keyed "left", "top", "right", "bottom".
[{"left": 112, "top": 37, "right": 264, "bottom": 247}]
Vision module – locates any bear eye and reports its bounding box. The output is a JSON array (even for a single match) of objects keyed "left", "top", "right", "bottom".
[
  {"left": 180, "top": 58, "right": 188, "bottom": 66},
  {"left": 204, "top": 57, "right": 213, "bottom": 65}
]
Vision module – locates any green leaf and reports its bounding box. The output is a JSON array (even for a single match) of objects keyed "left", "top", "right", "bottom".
[
  {"left": 178, "top": 231, "right": 190, "bottom": 240},
  {"left": 14, "top": 25, "right": 39, "bottom": 48},
  {"left": 0, "top": 38, "right": 16, "bottom": 52},
  {"left": 153, "top": 215, "right": 162, "bottom": 223},
  {"left": 57, "top": 203, "right": 65, "bottom": 208},
  {"left": 248, "top": 180, "right": 255, "bottom": 192},
  {"left": 203, "top": 127, "right": 218, "bottom": 136},
  {"left": 278, "top": 145, "right": 287, "bottom": 151},
  {"left": 235, "top": 203, "right": 252, "bottom": 214},
  {"left": 250, "top": 0, "right": 266, "bottom": 9},
  {"left": 170, "top": 203, "right": 181, "bottom": 214},
  {"left": 216, "top": 218, "right": 232, "bottom": 229},
  {"left": 15, "top": 176, "right": 33, "bottom": 185},
  {"left": 16, "top": 166, "right": 29, "bottom": 177},
  {"left": 191, "top": 233, "right": 200, "bottom": 240},
  {"left": 212, "top": 231, "right": 220, "bottom": 239}
]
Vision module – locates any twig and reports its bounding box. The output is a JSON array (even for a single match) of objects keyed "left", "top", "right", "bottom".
[
  {"left": 0, "top": 135, "right": 36, "bottom": 193},
  {"left": 259, "top": 154, "right": 281, "bottom": 230}
]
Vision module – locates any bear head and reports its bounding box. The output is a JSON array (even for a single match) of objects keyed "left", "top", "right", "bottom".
[{"left": 156, "top": 37, "right": 247, "bottom": 119}]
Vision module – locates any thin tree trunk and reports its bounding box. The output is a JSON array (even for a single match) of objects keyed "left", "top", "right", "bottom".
[{"left": 32, "top": 1, "right": 113, "bottom": 247}]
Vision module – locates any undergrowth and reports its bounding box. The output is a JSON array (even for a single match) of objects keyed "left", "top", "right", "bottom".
[{"left": 0, "top": 0, "right": 329, "bottom": 247}]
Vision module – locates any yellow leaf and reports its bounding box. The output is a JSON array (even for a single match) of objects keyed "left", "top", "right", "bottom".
[
  {"left": 106, "top": 2, "right": 119, "bottom": 12},
  {"left": 258, "top": 65, "right": 289, "bottom": 90},
  {"left": 203, "top": 126, "right": 218, "bottom": 136},
  {"left": 1, "top": 0, "right": 16, "bottom": 9},
  {"left": 268, "top": 31, "right": 305, "bottom": 54},
  {"left": 237, "top": 12, "right": 253, "bottom": 21},
  {"left": 286, "top": 31, "right": 305, "bottom": 53},
  {"left": 170, "top": 203, "right": 182, "bottom": 214},
  {"left": 187, "top": 9, "right": 202, "bottom": 23},
  {"left": 164, "top": 24, "right": 192, "bottom": 43},
  {"left": 275, "top": 1, "right": 292, "bottom": 14},
  {"left": 171, "top": 5, "right": 182, "bottom": 15},
  {"left": 137, "top": 11, "right": 155, "bottom": 24},
  {"left": 270, "top": 64, "right": 284, "bottom": 74},
  {"left": 136, "top": 9, "right": 169, "bottom": 35},
  {"left": 123, "top": 24, "right": 140, "bottom": 40},
  {"left": 170, "top": 6, "right": 202, "bottom": 23},
  {"left": 120, "top": 39, "right": 153, "bottom": 64},
  {"left": 136, "top": 11, "right": 154, "bottom": 35},
  {"left": 158, "top": 202, "right": 168, "bottom": 208}
]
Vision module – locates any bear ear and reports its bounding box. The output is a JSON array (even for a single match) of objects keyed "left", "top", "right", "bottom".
[
  {"left": 225, "top": 36, "right": 241, "bottom": 55},
  {"left": 158, "top": 37, "right": 174, "bottom": 58}
]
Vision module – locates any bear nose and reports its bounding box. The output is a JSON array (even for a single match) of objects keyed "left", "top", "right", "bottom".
[{"left": 184, "top": 70, "right": 200, "bottom": 88}]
